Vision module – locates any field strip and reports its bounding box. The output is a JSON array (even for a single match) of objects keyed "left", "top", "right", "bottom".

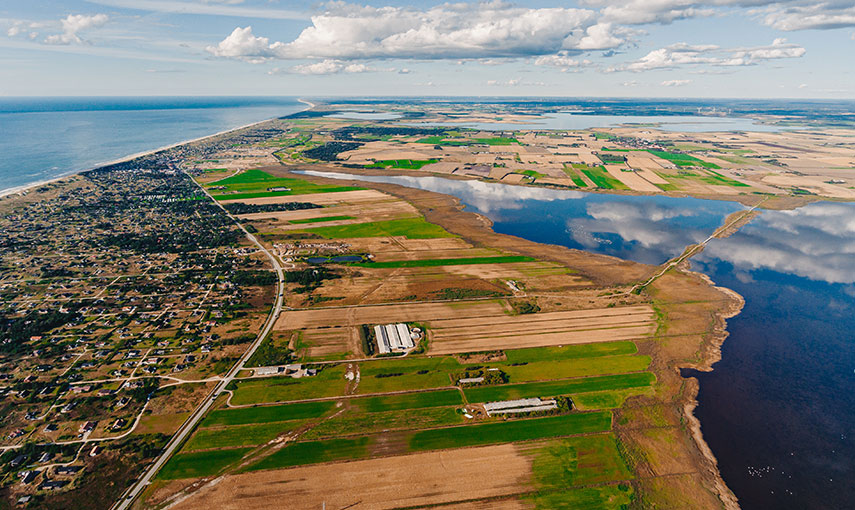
[
  {"left": 167, "top": 443, "right": 533, "bottom": 510},
  {"left": 430, "top": 305, "right": 653, "bottom": 328},
  {"left": 429, "top": 325, "right": 655, "bottom": 355},
  {"left": 431, "top": 320, "right": 655, "bottom": 342}
]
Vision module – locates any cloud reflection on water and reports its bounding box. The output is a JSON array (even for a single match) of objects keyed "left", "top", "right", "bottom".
[{"left": 700, "top": 202, "right": 855, "bottom": 284}]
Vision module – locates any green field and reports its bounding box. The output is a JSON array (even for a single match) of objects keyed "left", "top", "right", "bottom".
[
  {"left": 301, "top": 217, "right": 455, "bottom": 240},
  {"left": 352, "top": 389, "right": 463, "bottom": 412},
  {"left": 527, "top": 435, "right": 633, "bottom": 489},
  {"left": 647, "top": 150, "right": 721, "bottom": 169},
  {"left": 229, "top": 366, "right": 347, "bottom": 405},
  {"left": 562, "top": 165, "right": 588, "bottom": 187},
  {"left": 158, "top": 447, "right": 252, "bottom": 480},
  {"left": 502, "top": 355, "right": 651, "bottom": 383},
  {"left": 356, "top": 369, "right": 452, "bottom": 394},
  {"left": 206, "top": 169, "right": 361, "bottom": 200},
  {"left": 184, "top": 420, "right": 303, "bottom": 451},
  {"left": 361, "top": 356, "right": 462, "bottom": 375},
  {"left": 463, "top": 372, "right": 655, "bottom": 403},
  {"left": 502, "top": 341, "right": 638, "bottom": 364},
  {"left": 289, "top": 215, "right": 355, "bottom": 224},
  {"left": 365, "top": 159, "right": 438, "bottom": 169},
  {"left": 350, "top": 255, "right": 534, "bottom": 269},
  {"left": 527, "top": 484, "right": 633, "bottom": 510},
  {"left": 303, "top": 406, "right": 464, "bottom": 440},
  {"left": 580, "top": 166, "right": 629, "bottom": 190},
  {"left": 416, "top": 136, "right": 518, "bottom": 146},
  {"left": 202, "top": 401, "right": 335, "bottom": 427},
  {"left": 408, "top": 412, "right": 612, "bottom": 451},
  {"left": 571, "top": 388, "right": 654, "bottom": 410},
  {"left": 245, "top": 436, "right": 372, "bottom": 472}
]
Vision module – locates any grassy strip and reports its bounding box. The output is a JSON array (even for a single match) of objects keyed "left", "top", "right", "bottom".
[
  {"left": 562, "top": 165, "right": 588, "bottom": 187},
  {"left": 365, "top": 159, "right": 438, "bottom": 169},
  {"left": 302, "top": 407, "right": 464, "bottom": 440},
  {"left": 502, "top": 341, "right": 638, "bottom": 364},
  {"left": 463, "top": 372, "right": 655, "bottom": 403},
  {"left": 184, "top": 421, "right": 304, "bottom": 451},
  {"left": 502, "top": 355, "right": 651, "bottom": 383},
  {"left": 527, "top": 484, "right": 633, "bottom": 509},
  {"left": 229, "top": 366, "right": 347, "bottom": 405},
  {"left": 417, "top": 136, "right": 518, "bottom": 146},
  {"left": 647, "top": 150, "right": 721, "bottom": 169},
  {"left": 208, "top": 169, "right": 362, "bottom": 199},
  {"left": 527, "top": 435, "right": 633, "bottom": 489},
  {"left": 352, "top": 389, "right": 463, "bottom": 413},
  {"left": 408, "top": 412, "right": 612, "bottom": 451},
  {"left": 580, "top": 166, "right": 629, "bottom": 190},
  {"left": 158, "top": 448, "right": 252, "bottom": 480},
  {"left": 201, "top": 401, "right": 335, "bottom": 427},
  {"left": 301, "top": 217, "right": 455, "bottom": 239},
  {"left": 245, "top": 437, "right": 372, "bottom": 472},
  {"left": 289, "top": 215, "right": 355, "bottom": 224},
  {"left": 350, "top": 255, "right": 534, "bottom": 268}
]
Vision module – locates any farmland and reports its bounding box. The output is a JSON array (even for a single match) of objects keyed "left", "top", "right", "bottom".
[{"left": 113, "top": 103, "right": 773, "bottom": 510}]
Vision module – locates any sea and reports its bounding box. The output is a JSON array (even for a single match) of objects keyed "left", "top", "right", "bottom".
[
  {"left": 300, "top": 170, "right": 855, "bottom": 510},
  {"left": 0, "top": 97, "right": 305, "bottom": 194}
]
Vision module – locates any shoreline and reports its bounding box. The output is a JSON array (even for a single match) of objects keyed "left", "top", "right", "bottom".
[
  {"left": 0, "top": 98, "right": 316, "bottom": 199},
  {"left": 287, "top": 166, "right": 746, "bottom": 509}
]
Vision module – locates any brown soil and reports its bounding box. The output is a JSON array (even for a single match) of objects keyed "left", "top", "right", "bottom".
[{"left": 170, "top": 443, "right": 532, "bottom": 510}]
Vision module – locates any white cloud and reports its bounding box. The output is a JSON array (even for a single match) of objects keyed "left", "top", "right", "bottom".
[
  {"left": 44, "top": 14, "right": 108, "bottom": 45},
  {"left": 290, "top": 59, "right": 374, "bottom": 75},
  {"left": 534, "top": 54, "right": 593, "bottom": 71},
  {"left": 85, "top": 0, "right": 306, "bottom": 20},
  {"left": 662, "top": 79, "right": 692, "bottom": 86},
  {"left": 208, "top": 3, "right": 624, "bottom": 62},
  {"left": 623, "top": 38, "right": 805, "bottom": 71},
  {"left": 760, "top": 3, "right": 855, "bottom": 30},
  {"left": 205, "top": 26, "right": 283, "bottom": 63},
  {"left": 487, "top": 78, "right": 545, "bottom": 87},
  {"left": 582, "top": 0, "right": 715, "bottom": 25}
]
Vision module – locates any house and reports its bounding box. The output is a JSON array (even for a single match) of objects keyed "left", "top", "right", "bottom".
[
  {"left": 79, "top": 421, "right": 97, "bottom": 433},
  {"left": 20, "top": 470, "right": 39, "bottom": 484},
  {"left": 39, "top": 479, "right": 69, "bottom": 491},
  {"left": 10, "top": 454, "right": 26, "bottom": 468},
  {"left": 54, "top": 465, "right": 83, "bottom": 475}
]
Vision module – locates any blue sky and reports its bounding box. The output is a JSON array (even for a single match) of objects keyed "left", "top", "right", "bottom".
[{"left": 1, "top": 0, "right": 853, "bottom": 97}]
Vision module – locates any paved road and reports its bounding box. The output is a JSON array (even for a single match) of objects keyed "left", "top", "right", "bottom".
[{"left": 112, "top": 174, "right": 286, "bottom": 510}]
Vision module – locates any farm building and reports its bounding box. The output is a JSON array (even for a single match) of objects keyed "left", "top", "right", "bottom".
[
  {"left": 374, "top": 323, "right": 416, "bottom": 354},
  {"left": 483, "top": 398, "right": 558, "bottom": 416}
]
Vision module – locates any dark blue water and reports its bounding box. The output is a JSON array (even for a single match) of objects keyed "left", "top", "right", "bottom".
[
  {"left": 0, "top": 97, "right": 304, "bottom": 193},
  {"left": 302, "top": 170, "right": 855, "bottom": 509}
]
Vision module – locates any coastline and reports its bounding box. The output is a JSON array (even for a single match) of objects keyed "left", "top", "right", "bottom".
[
  {"left": 0, "top": 98, "right": 316, "bottom": 199},
  {"left": 678, "top": 267, "right": 745, "bottom": 510}
]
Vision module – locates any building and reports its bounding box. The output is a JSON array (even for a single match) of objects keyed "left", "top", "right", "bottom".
[
  {"left": 483, "top": 398, "right": 557, "bottom": 416},
  {"left": 373, "top": 323, "right": 416, "bottom": 354}
]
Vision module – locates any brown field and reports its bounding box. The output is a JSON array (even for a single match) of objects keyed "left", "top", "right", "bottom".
[
  {"left": 171, "top": 444, "right": 532, "bottom": 510},
  {"left": 426, "top": 305, "right": 653, "bottom": 355},
  {"left": 237, "top": 199, "right": 418, "bottom": 228},
  {"left": 221, "top": 189, "right": 389, "bottom": 206},
  {"left": 277, "top": 300, "right": 508, "bottom": 330},
  {"left": 604, "top": 165, "right": 662, "bottom": 192}
]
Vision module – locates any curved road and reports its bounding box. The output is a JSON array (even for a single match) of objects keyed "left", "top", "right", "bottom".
[{"left": 112, "top": 174, "right": 286, "bottom": 510}]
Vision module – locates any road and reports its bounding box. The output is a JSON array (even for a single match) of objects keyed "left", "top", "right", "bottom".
[
  {"left": 112, "top": 173, "right": 286, "bottom": 510},
  {"left": 628, "top": 200, "right": 765, "bottom": 294}
]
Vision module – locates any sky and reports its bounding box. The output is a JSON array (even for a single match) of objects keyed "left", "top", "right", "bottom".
[{"left": 1, "top": 0, "right": 854, "bottom": 98}]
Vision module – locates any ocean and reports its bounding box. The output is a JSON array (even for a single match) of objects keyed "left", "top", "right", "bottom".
[{"left": 0, "top": 97, "right": 305, "bottom": 194}]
